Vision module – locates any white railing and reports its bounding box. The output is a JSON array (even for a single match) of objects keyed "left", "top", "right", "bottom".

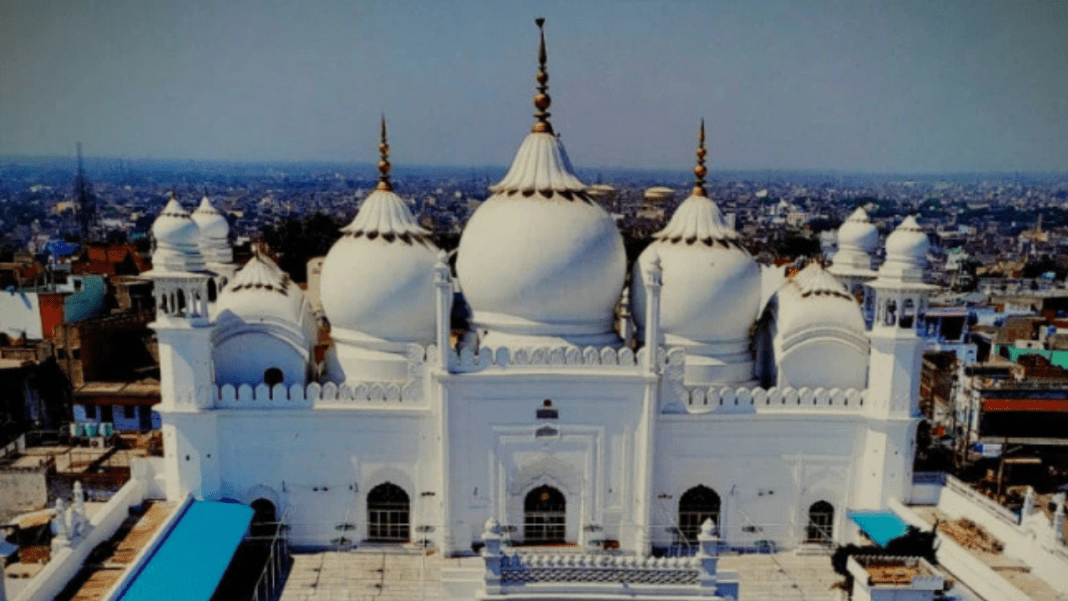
[
  {"left": 497, "top": 553, "right": 700, "bottom": 586},
  {"left": 944, "top": 474, "right": 1019, "bottom": 526}
]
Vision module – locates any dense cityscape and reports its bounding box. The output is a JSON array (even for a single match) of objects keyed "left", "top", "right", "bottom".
[{"left": 2, "top": 1, "right": 1068, "bottom": 600}]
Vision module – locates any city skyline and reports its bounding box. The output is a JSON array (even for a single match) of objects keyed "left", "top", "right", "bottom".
[{"left": 2, "top": 0, "right": 1067, "bottom": 174}]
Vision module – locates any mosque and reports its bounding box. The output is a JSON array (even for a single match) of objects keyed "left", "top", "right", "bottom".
[{"left": 146, "top": 21, "right": 935, "bottom": 559}]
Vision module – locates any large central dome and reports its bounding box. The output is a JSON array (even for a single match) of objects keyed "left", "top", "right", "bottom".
[{"left": 455, "top": 20, "right": 625, "bottom": 347}]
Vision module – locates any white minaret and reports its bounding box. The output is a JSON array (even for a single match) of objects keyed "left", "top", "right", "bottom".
[
  {"left": 858, "top": 215, "right": 936, "bottom": 508},
  {"left": 147, "top": 192, "right": 220, "bottom": 502}
]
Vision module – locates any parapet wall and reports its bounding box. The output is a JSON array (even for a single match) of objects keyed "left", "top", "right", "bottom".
[
  {"left": 670, "top": 385, "right": 867, "bottom": 415},
  {"left": 448, "top": 344, "right": 653, "bottom": 372}
]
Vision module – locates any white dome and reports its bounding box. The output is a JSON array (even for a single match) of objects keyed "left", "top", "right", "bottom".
[
  {"left": 837, "top": 207, "right": 878, "bottom": 254},
  {"left": 457, "top": 132, "right": 625, "bottom": 346},
  {"left": 764, "top": 262, "right": 868, "bottom": 389},
  {"left": 319, "top": 188, "right": 439, "bottom": 344},
  {"left": 214, "top": 254, "right": 313, "bottom": 331},
  {"left": 192, "top": 195, "right": 233, "bottom": 267},
  {"left": 150, "top": 193, "right": 205, "bottom": 273},
  {"left": 880, "top": 215, "right": 929, "bottom": 282},
  {"left": 829, "top": 207, "right": 879, "bottom": 277},
  {"left": 633, "top": 194, "right": 760, "bottom": 344},
  {"left": 774, "top": 263, "right": 865, "bottom": 336},
  {"left": 192, "top": 195, "right": 229, "bottom": 241},
  {"left": 152, "top": 195, "right": 199, "bottom": 248},
  {"left": 212, "top": 254, "right": 316, "bottom": 387},
  {"left": 885, "top": 215, "right": 929, "bottom": 263}
]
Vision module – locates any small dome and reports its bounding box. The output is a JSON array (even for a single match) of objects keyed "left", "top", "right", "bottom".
[
  {"left": 774, "top": 263, "right": 865, "bottom": 335},
  {"left": 152, "top": 195, "right": 199, "bottom": 248},
  {"left": 879, "top": 215, "right": 929, "bottom": 284},
  {"left": 456, "top": 132, "right": 626, "bottom": 346},
  {"left": 829, "top": 207, "right": 879, "bottom": 277},
  {"left": 319, "top": 187, "right": 439, "bottom": 343},
  {"left": 192, "top": 195, "right": 229, "bottom": 241},
  {"left": 762, "top": 263, "right": 868, "bottom": 389},
  {"left": 215, "top": 254, "right": 313, "bottom": 330},
  {"left": 837, "top": 207, "right": 878, "bottom": 254},
  {"left": 150, "top": 193, "right": 205, "bottom": 273},
  {"left": 885, "top": 215, "right": 929, "bottom": 264},
  {"left": 213, "top": 254, "right": 316, "bottom": 387},
  {"left": 632, "top": 193, "right": 760, "bottom": 347}
]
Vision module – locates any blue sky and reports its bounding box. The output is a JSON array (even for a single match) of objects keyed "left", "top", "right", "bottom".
[{"left": 2, "top": 0, "right": 1067, "bottom": 172}]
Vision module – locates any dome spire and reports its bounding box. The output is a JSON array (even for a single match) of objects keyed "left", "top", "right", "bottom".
[
  {"left": 532, "top": 18, "right": 553, "bottom": 134},
  {"left": 376, "top": 113, "right": 393, "bottom": 192},
  {"left": 693, "top": 119, "right": 707, "bottom": 197}
]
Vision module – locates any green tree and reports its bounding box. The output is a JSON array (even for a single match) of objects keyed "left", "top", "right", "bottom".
[{"left": 261, "top": 213, "right": 345, "bottom": 283}]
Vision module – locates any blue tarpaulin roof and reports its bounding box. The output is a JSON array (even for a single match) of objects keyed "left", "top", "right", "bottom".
[
  {"left": 848, "top": 510, "right": 911, "bottom": 546},
  {"left": 118, "top": 500, "right": 254, "bottom": 601}
]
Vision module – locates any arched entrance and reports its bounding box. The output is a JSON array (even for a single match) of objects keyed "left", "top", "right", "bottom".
[
  {"left": 367, "top": 483, "right": 410, "bottom": 542},
  {"left": 806, "top": 500, "right": 834, "bottom": 544},
  {"left": 524, "top": 485, "right": 565, "bottom": 544},
  {"left": 250, "top": 498, "right": 277, "bottom": 539},
  {"left": 678, "top": 485, "right": 720, "bottom": 544}
]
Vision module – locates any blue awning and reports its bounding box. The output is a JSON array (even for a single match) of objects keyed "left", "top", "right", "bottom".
[
  {"left": 118, "top": 500, "right": 254, "bottom": 601},
  {"left": 848, "top": 510, "right": 910, "bottom": 546}
]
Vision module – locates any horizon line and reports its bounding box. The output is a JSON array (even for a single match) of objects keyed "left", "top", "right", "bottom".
[{"left": 3, "top": 153, "right": 1068, "bottom": 179}]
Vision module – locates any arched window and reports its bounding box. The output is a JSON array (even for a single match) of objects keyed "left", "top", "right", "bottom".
[
  {"left": 250, "top": 498, "right": 277, "bottom": 539},
  {"left": 806, "top": 501, "right": 834, "bottom": 544},
  {"left": 264, "top": 368, "right": 284, "bottom": 388},
  {"left": 524, "top": 485, "right": 566, "bottom": 544},
  {"left": 160, "top": 294, "right": 169, "bottom": 314},
  {"left": 367, "top": 483, "right": 409, "bottom": 542},
  {"left": 883, "top": 299, "right": 897, "bottom": 326},
  {"left": 678, "top": 485, "right": 720, "bottom": 544},
  {"left": 176, "top": 289, "right": 187, "bottom": 316},
  {"left": 900, "top": 298, "right": 915, "bottom": 329},
  {"left": 207, "top": 279, "right": 218, "bottom": 303}
]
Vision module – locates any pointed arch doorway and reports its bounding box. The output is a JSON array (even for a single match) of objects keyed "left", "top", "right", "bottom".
[{"left": 524, "top": 485, "right": 566, "bottom": 544}]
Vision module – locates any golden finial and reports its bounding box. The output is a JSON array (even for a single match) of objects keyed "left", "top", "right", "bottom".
[
  {"left": 376, "top": 114, "right": 393, "bottom": 191},
  {"left": 532, "top": 18, "right": 553, "bottom": 134},
  {"left": 693, "top": 119, "right": 708, "bottom": 197}
]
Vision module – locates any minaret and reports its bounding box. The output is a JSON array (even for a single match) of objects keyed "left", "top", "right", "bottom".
[
  {"left": 858, "top": 215, "right": 937, "bottom": 508},
  {"left": 147, "top": 192, "right": 219, "bottom": 501}
]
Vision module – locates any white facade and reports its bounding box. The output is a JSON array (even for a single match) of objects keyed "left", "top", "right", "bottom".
[{"left": 149, "top": 27, "right": 937, "bottom": 566}]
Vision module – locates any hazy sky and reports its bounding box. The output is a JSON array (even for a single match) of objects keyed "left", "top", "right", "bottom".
[{"left": 2, "top": 0, "right": 1067, "bottom": 173}]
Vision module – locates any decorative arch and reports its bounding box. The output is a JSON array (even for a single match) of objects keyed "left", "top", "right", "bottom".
[
  {"left": 883, "top": 298, "right": 897, "bottom": 326},
  {"left": 678, "top": 485, "right": 721, "bottom": 544},
  {"left": 367, "top": 482, "right": 410, "bottom": 542},
  {"left": 523, "top": 485, "right": 565, "bottom": 544},
  {"left": 900, "top": 298, "right": 916, "bottom": 329},
  {"left": 806, "top": 500, "right": 835, "bottom": 544},
  {"left": 264, "top": 367, "right": 284, "bottom": 388},
  {"left": 506, "top": 455, "right": 584, "bottom": 545},
  {"left": 249, "top": 498, "right": 278, "bottom": 539}
]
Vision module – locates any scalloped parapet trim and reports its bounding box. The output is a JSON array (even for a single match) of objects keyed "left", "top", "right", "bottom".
[
  {"left": 665, "top": 384, "right": 868, "bottom": 414},
  {"left": 213, "top": 380, "right": 426, "bottom": 408},
  {"left": 212, "top": 344, "right": 433, "bottom": 408},
  {"left": 449, "top": 345, "right": 663, "bottom": 372},
  {"left": 497, "top": 552, "right": 700, "bottom": 586}
]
